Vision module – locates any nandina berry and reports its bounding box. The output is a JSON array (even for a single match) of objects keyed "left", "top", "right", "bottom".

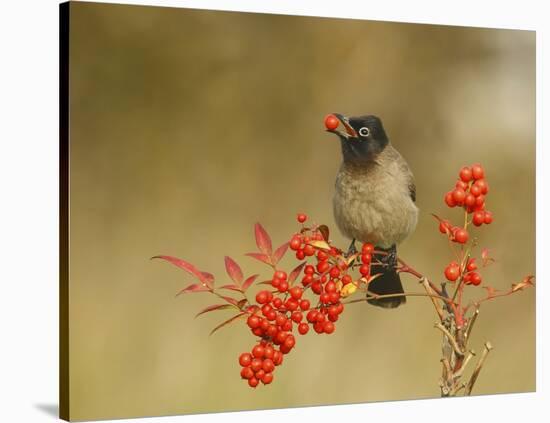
[
  {"left": 296, "top": 249, "right": 306, "bottom": 260},
  {"left": 264, "top": 345, "right": 275, "bottom": 359},
  {"left": 271, "top": 277, "right": 281, "bottom": 288},
  {"left": 341, "top": 274, "right": 352, "bottom": 285},
  {"left": 261, "top": 304, "right": 272, "bottom": 315},
  {"left": 262, "top": 358, "right": 275, "bottom": 373},
  {"left": 291, "top": 311, "right": 303, "bottom": 323},
  {"left": 324, "top": 114, "right": 340, "bottom": 130},
  {"left": 466, "top": 258, "right": 477, "bottom": 272},
  {"left": 241, "top": 366, "right": 254, "bottom": 380},
  {"left": 273, "top": 350, "right": 283, "bottom": 366},
  {"left": 277, "top": 281, "right": 289, "bottom": 292},
  {"left": 325, "top": 280, "right": 336, "bottom": 293},
  {"left": 474, "top": 179, "right": 489, "bottom": 195},
  {"left": 299, "top": 299, "right": 311, "bottom": 310},
  {"left": 303, "top": 244, "right": 315, "bottom": 256},
  {"left": 455, "top": 180, "right": 469, "bottom": 191},
  {"left": 289, "top": 236, "right": 301, "bottom": 250},
  {"left": 329, "top": 266, "right": 340, "bottom": 279},
  {"left": 260, "top": 319, "right": 270, "bottom": 331},
  {"left": 359, "top": 264, "right": 370, "bottom": 276},
  {"left": 459, "top": 166, "right": 473, "bottom": 182},
  {"left": 272, "top": 297, "right": 283, "bottom": 308},
  {"left": 472, "top": 210, "right": 485, "bottom": 226},
  {"left": 301, "top": 274, "right": 314, "bottom": 286},
  {"left": 266, "top": 324, "right": 278, "bottom": 338},
  {"left": 323, "top": 321, "right": 335, "bottom": 334},
  {"left": 439, "top": 220, "right": 451, "bottom": 234},
  {"left": 255, "top": 369, "right": 266, "bottom": 381},
  {"left": 475, "top": 195, "right": 485, "bottom": 207},
  {"left": 252, "top": 344, "right": 265, "bottom": 358},
  {"left": 297, "top": 213, "right": 308, "bottom": 223},
  {"left": 275, "top": 313, "right": 287, "bottom": 327},
  {"left": 328, "top": 292, "right": 340, "bottom": 303},
  {"left": 289, "top": 286, "right": 303, "bottom": 300},
  {"left": 454, "top": 228, "right": 469, "bottom": 244},
  {"left": 283, "top": 335, "right": 296, "bottom": 349},
  {"left": 470, "top": 272, "right": 482, "bottom": 286},
  {"left": 252, "top": 327, "right": 263, "bottom": 336},
  {"left": 362, "top": 243, "right": 374, "bottom": 254},
  {"left": 248, "top": 377, "right": 259, "bottom": 388},
  {"left": 317, "top": 250, "right": 329, "bottom": 261},
  {"left": 251, "top": 358, "right": 263, "bottom": 372},
  {"left": 239, "top": 352, "right": 253, "bottom": 367},
  {"left": 313, "top": 322, "right": 324, "bottom": 333},
  {"left": 247, "top": 315, "right": 261, "bottom": 329},
  {"left": 311, "top": 281, "right": 322, "bottom": 294},
  {"left": 285, "top": 298, "right": 299, "bottom": 312},
  {"left": 304, "top": 265, "right": 315, "bottom": 275},
  {"left": 471, "top": 164, "right": 484, "bottom": 180},
  {"left": 274, "top": 331, "right": 288, "bottom": 344},
  {"left": 266, "top": 309, "right": 277, "bottom": 321},
  {"left": 445, "top": 191, "right": 456, "bottom": 207},
  {"left": 320, "top": 292, "right": 330, "bottom": 304},
  {"left": 261, "top": 372, "right": 274, "bottom": 385},
  {"left": 484, "top": 211, "right": 493, "bottom": 224},
  {"left": 306, "top": 310, "right": 318, "bottom": 323},
  {"left": 469, "top": 184, "right": 482, "bottom": 197},
  {"left": 256, "top": 290, "right": 270, "bottom": 304},
  {"left": 464, "top": 193, "right": 476, "bottom": 207},
  {"left": 361, "top": 253, "right": 372, "bottom": 264},
  {"left": 444, "top": 264, "right": 460, "bottom": 282},
  {"left": 452, "top": 188, "right": 466, "bottom": 205},
  {"left": 317, "top": 261, "right": 330, "bottom": 274},
  {"left": 298, "top": 322, "right": 309, "bottom": 335}
]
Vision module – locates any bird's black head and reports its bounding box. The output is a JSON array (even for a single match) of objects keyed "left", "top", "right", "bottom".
[{"left": 326, "top": 113, "right": 389, "bottom": 163}]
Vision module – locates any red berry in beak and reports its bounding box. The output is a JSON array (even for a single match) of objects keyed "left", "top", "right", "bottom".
[{"left": 324, "top": 114, "right": 339, "bottom": 130}]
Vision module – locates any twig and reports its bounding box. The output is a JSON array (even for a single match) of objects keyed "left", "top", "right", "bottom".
[
  {"left": 465, "top": 342, "right": 493, "bottom": 395},
  {"left": 452, "top": 350, "right": 475, "bottom": 379},
  {"left": 465, "top": 307, "right": 480, "bottom": 342},
  {"left": 420, "top": 277, "right": 444, "bottom": 322},
  {"left": 434, "top": 322, "right": 464, "bottom": 357}
]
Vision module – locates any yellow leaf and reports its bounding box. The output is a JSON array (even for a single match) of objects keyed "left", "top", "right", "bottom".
[
  {"left": 308, "top": 240, "right": 331, "bottom": 251},
  {"left": 340, "top": 283, "right": 358, "bottom": 298}
]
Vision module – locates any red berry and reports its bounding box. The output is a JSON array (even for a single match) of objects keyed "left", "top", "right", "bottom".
[
  {"left": 251, "top": 358, "right": 263, "bottom": 372},
  {"left": 297, "top": 213, "right": 308, "bottom": 223},
  {"left": 261, "top": 372, "right": 274, "bottom": 385},
  {"left": 317, "top": 250, "right": 329, "bottom": 261},
  {"left": 298, "top": 322, "right": 309, "bottom": 335},
  {"left": 361, "top": 253, "right": 372, "bottom": 264},
  {"left": 275, "top": 313, "right": 287, "bottom": 327},
  {"left": 439, "top": 220, "right": 451, "bottom": 234},
  {"left": 466, "top": 258, "right": 477, "bottom": 272},
  {"left": 285, "top": 298, "right": 299, "bottom": 312},
  {"left": 241, "top": 366, "right": 254, "bottom": 379},
  {"left": 324, "top": 114, "right": 340, "bottom": 130},
  {"left": 306, "top": 310, "right": 318, "bottom": 323},
  {"left": 359, "top": 264, "right": 370, "bottom": 276},
  {"left": 320, "top": 293, "right": 330, "bottom": 304},
  {"left": 475, "top": 195, "right": 485, "bottom": 207},
  {"left": 266, "top": 324, "right": 278, "bottom": 338},
  {"left": 289, "top": 236, "right": 302, "bottom": 250},
  {"left": 323, "top": 321, "right": 335, "bottom": 334},
  {"left": 470, "top": 272, "right": 482, "bottom": 286},
  {"left": 455, "top": 180, "right": 469, "bottom": 191},
  {"left": 472, "top": 210, "right": 485, "bottom": 226},
  {"left": 313, "top": 322, "right": 324, "bottom": 333},
  {"left": 291, "top": 311, "right": 303, "bottom": 323},
  {"left": 469, "top": 184, "right": 482, "bottom": 197},
  {"left": 273, "top": 351, "right": 283, "bottom": 366},
  {"left": 444, "top": 264, "right": 460, "bottom": 282},
  {"left": 289, "top": 286, "right": 303, "bottom": 300},
  {"left": 283, "top": 335, "right": 296, "bottom": 349},
  {"left": 256, "top": 290, "right": 269, "bottom": 304},
  {"left": 304, "top": 265, "right": 315, "bottom": 275},
  {"left": 464, "top": 193, "right": 476, "bottom": 207},
  {"left": 262, "top": 358, "right": 275, "bottom": 373},
  {"left": 264, "top": 345, "right": 274, "bottom": 359},
  {"left": 301, "top": 274, "right": 314, "bottom": 286},
  {"left": 247, "top": 315, "right": 260, "bottom": 329},
  {"left": 317, "top": 261, "right": 330, "bottom": 274},
  {"left": 445, "top": 191, "right": 456, "bottom": 207},
  {"left": 296, "top": 250, "right": 306, "bottom": 260},
  {"left": 274, "top": 270, "right": 287, "bottom": 280},
  {"left": 303, "top": 244, "right": 315, "bottom": 256},
  {"left": 325, "top": 281, "right": 336, "bottom": 293},
  {"left": 252, "top": 344, "right": 265, "bottom": 358},
  {"left": 277, "top": 281, "right": 289, "bottom": 292},
  {"left": 239, "top": 352, "right": 253, "bottom": 367},
  {"left": 272, "top": 297, "right": 283, "bottom": 308},
  {"left": 362, "top": 243, "right": 375, "bottom": 254},
  {"left": 459, "top": 166, "right": 473, "bottom": 182},
  {"left": 484, "top": 211, "right": 493, "bottom": 224},
  {"left": 311, "top": 281, "right": 322, "bottom": 294},
  {"left": 341, "top": 274, "right": 352, "bottom": 285},
  {"left": 471, "top": 164, "right": 484, "bottom": 180},
  {"left": 454, "top": 228, "right": 469, "bottom": 244},
  {"left": 329, "top": 266, "right": 340, "bottom": 279},
  {"left": 474, "top": 179, "right": 489, "bottom": 195},
  {"left": 248, "top": 377, "right": 259, "bottom": 388},
  {"left": 328, "top": 292, "right": 340, "bottom": 303},
  {"left": 452, "top": 188, "right": 466, "bottom": 205},
  {"left": 299, "top": 299, "right": 311, "bottom": 310}
]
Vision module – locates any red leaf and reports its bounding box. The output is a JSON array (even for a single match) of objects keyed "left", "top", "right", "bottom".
[
  {"left": 288, "top": 262, "right": 307, "bottom": 285},
  {"left": 152, "top": 255, "right": 214, "bottom": 289},
  {"left": 219, "top": 284, "right": 244, "bottom": 293},
  {"left": 511, "top": 275, "right": 535, "bottom": 292},
  {"left": 242, "top": 274, "right": 259, "bottom": 291},
  {"left": 195, "top": 304, "right": 235, "bottom": 317},
  {"left": 224, "top": 256, "right": 243, "bottom": 285},
  {"left": 257, "top": 280, "right": 275, "bottom": 286},
  {"left": 237, "top": 299, "right": 248, "bottom": 309},
  {"left": 272, "top": 242, "right": 289, "bottom": 266},
  {"left": 245, "top": 252, "right": 272, "bottom": 266},
  {"left": 175, "top": 283, "right": 211, "bottom": 296},
  {"left": 209, "top": 312, "right": 247, "bottom": 336},
  {"left": 481, "top": 248, "right": 496, "bottom": 267},
  {"left": 254, "top": 223, "right": 272, "bottom": 255},
  {"left": 219, "top": 295, "right": 240, "bottom": 306},
  {"left": 318, "top": 225, "right": 330, "bottom": 242}
]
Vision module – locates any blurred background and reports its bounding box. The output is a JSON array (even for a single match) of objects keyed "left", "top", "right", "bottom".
[{"left": 67, "top": 2, "right": 535, "bottom": 420}]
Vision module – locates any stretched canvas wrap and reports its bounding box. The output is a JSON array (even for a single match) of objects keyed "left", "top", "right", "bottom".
[{"left": 59, "top": 1, "right": 536, "bottom": 421}]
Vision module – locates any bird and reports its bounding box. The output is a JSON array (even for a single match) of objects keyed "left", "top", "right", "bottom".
[{"left": 326, "top": 113, "right": 418, "bottom": 308}]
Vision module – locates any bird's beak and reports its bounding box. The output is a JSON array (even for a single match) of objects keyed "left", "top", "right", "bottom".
[{"left": 326, "top": 113, "right": 358, "bottom": 139}]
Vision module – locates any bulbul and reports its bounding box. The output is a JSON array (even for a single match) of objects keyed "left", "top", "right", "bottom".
[{"left": 326, "top": 114, "right": 418, "bottom": 308}]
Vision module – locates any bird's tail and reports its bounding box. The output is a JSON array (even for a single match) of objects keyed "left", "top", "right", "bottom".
[{"left": 366, "top": 250, "right": 406, "bottom": 309}]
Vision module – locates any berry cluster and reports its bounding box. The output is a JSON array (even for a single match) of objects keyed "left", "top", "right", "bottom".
[
  {"left": 439, "top": 164, "right": 493, "bottom": 286},
  {"left": 237, "top": 214, "right": 373, "bottom": 388},
  {"left": 440, "top": 164, "right": 493, "bottom": 244}
]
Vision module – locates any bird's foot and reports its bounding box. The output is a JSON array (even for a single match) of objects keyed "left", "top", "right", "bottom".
[
  {"left": 346, "top": 239, "right": 358, "bottom": 257},
  {"left": 381, "top": 245, "right": 398, "bottom": 269}
]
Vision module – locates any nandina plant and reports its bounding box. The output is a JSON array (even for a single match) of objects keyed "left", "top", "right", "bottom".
[{"left": 153, "top": 163, "right": 534, "bottom": 394}]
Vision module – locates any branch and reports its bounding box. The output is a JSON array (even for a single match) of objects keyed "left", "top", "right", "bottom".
[
  {"left": 465, "top": 342, "right": 493, "bottom": 395},
  {"left": 420, "top": 277, "right": 444, "bottom": 322},
  {"left": 434, "top": 322, "right": 464, "bottom": 357},
  {"left": 465, "top": 307, "right": 480, "bottom": 342},
  {"left": 343, "top": 291, "right": 456, "bottom": 306}
]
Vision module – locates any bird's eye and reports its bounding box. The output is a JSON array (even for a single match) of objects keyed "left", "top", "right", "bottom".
[{"left": 359, "top": 127, "right": 370, "bottom": 137}]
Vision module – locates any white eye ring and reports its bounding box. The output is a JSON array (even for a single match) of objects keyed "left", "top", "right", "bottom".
[{"left": 359, "top": 127, "right": 370, "bottom": 137}]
